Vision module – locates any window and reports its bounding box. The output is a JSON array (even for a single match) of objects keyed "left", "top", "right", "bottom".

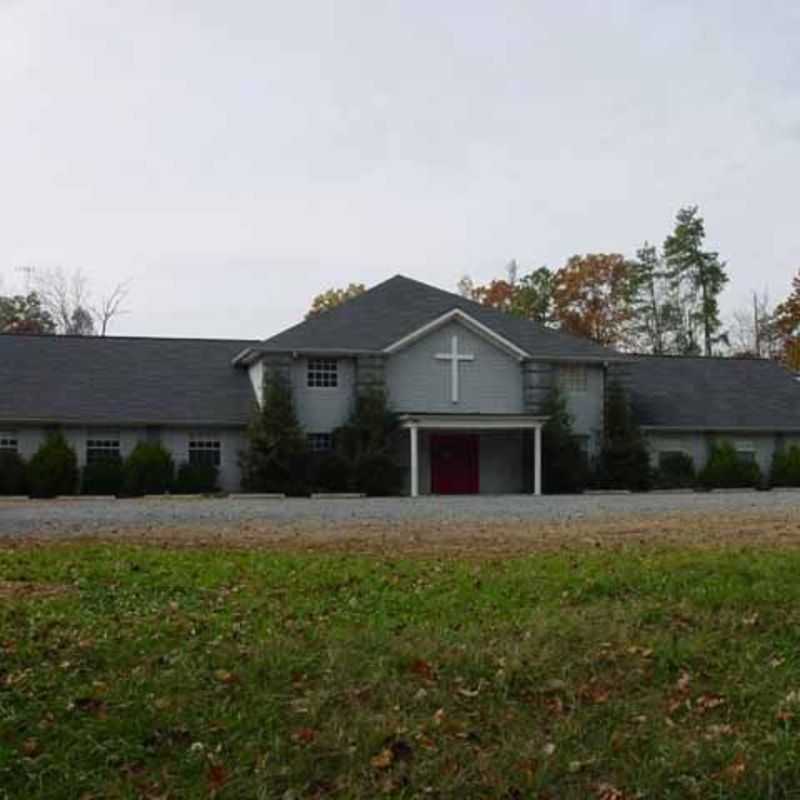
[
  {"left": 189, "top": 434, "right": 221, "bottom": 467},
  {"left": 86, "top": 431, "right": 121, "bottom": 464},
  {"left": 307, "top": 358, "right": 338, "bottom": 388},
  {"left": 308, "top": 433, "right": 333, "bottom": 452},
  {"left": 735, "top": 441, "right": 756, "bottom": 465},
  {"left": 559, "top": 365, "right": 587, "bottom": 393},
  {"left": 0, "top": 431, "right": 18, "bottom": 453}
]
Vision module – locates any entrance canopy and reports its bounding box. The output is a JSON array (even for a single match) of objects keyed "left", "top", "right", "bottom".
[{"left": 398, "top": 413, "right": 548, "bottom": 497}]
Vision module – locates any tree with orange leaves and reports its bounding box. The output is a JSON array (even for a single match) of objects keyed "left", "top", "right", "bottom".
[
  {"left": 306, "top": 283, "right": 366, "bottom": 319},
  {"left": 775, "top": 270, "right": 800, "bottom": 370},
  {"left": 550, "top": 254, "right": 638, "bottom": 348}
]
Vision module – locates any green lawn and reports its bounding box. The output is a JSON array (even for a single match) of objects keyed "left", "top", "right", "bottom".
[{"left": 3, "top": 542, "right": 800, "bottom": 798}]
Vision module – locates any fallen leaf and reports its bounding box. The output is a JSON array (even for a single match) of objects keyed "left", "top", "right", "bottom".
[
  {"left": 542, "top": 742, "right": 556, "bottom": 757},
  {"left": 206, "top": 763, "right": 228, "bottom": 796},
  {"left": 214, "top": 669, "right": 238, "bottom": 685},
  {"left": 291, "top": 727, "right": 317, "bottom": 745},
  {"left": 370, "top": 748, "right": 394, "bottom": 770},
  {"left": 720, "top": 752, "right": 747, "bottom": 784},
  {"left": 695, "top": 693, "right": 726, "bottom": 715},
  {"left": 21, "top": 738, "right": 41, "bottom": 758},
  {"left": 703, "top": 724, "right": 735, "bottom": 741},
  {"left": 409, "top": 659, "right": 434, "bottom": 681},
  {"left": 592, "top": 783, "right": 627, "bottom": 800}
]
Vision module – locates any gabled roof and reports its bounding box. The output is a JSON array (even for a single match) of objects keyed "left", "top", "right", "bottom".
[
  {"left": 625, "top": 355, "right": 800, "bottom": 431},
  {"left": 256, "top": 275, "right": 619, "bottom": 361},
  {"left": 0, "top": 334, "right": 259, "bottom": 426}
]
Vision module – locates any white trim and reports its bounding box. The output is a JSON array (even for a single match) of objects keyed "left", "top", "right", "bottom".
[
  {"left": 399, "top": 413, "right": 547, "bottom": 430},
  {"left": 409, "top": 424, "right": 419, "bottom": 497},
  {"left": 383, "top": 308, "right": 529, "bottom": 360}
]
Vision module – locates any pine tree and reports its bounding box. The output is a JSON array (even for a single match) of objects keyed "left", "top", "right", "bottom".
[
  {"left": 663, "top": 206, "right": 729, "bottom": 356},
  {"left": 240, "top": 373, "right": 308, "bottom": 494},
  {"left": 540, "top": 386, "right": 589, "bottom": 493},
  {"left": 596, "top": 379, "right": 651, "bottom": 490}
]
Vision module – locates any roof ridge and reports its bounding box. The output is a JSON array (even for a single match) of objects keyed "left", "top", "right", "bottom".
[{"left": 0, "top": 333, "right": 260, "bottom": 344}]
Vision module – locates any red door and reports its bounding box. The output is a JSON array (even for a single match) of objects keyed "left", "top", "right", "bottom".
[{"left": 430, "top": 434, "right": 479, "bottom": 494}]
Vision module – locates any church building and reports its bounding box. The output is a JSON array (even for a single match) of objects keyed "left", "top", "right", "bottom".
[{"left": 2, "top": 275, "right": 799, "bottom": 495}]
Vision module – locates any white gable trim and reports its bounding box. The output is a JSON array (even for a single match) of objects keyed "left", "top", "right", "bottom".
[{"left": 383, "top": 308, "right": 529, "bottom": 361}]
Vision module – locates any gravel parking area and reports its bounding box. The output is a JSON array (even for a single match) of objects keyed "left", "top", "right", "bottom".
[{"left": 0, "top": 490, "right": 798, "bottom": 539}]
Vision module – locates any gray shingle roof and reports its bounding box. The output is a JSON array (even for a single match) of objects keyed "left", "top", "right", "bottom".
[
  {"left": 259, "top": 275, "right": 619, "bottom": 360},
  {"left": 625, "top": 355, "right": 800, "bottom": 430},
  {"left": 0, "top": 334, "right": 258, "bottom": 426}
]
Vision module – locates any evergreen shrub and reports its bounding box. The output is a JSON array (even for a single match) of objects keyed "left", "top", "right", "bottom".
[
  {"left": 653, "top": 452, "right": 695, "bottom": 489},
  {"left": 123, "top": 442, "right": 175, "bottom": 496},
  {"left": 771, "top": 445, "right": 800, "bottom": 487},
  {"left": 81, "top": 454, "right": 124, "bottom": 496},
  {"left": 0, "top": 451, "right": 28, "bottom": 496},
  {"left": 173, "top": 461, "right": 219, "bottom": 494},
  {"left": 698, "top": 441, "right": 761, "bottom": 489},
  {"left": 27, "top": 432, "right": 79, "bottom": 498}
]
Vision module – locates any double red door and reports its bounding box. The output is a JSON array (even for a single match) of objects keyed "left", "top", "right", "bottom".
[{"left": 430, "top": 434, "right": 479, "bottom": 495}]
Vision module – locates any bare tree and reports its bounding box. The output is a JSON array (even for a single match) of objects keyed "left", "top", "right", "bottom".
[
  {"left": 92, "top": 280, "right": 131, "bottom": 336},
  {"left": 727, "top": 290, "right": 780, "bottom": 358},
  {"left": 28, "top": 267, "right": 130, "bottom": 336}
]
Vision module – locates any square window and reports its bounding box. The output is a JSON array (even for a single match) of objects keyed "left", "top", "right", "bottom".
[
  {"left": 86, "top": 431, "right": 121, "bottom": 464},
  {"left": 189, "top": 434, "right": 221, "bottom": 467},
  {"left": 307, "top": 358, "right": 338, "bottom": 388},
  {"left": 308, "top": 433, "right": 333, "bottom": 452},
  {"left": 0, "top": 431, "right": 18, "bottom": 453},
  {"left": 735, "top": 441, "right": 756, "bottom": 465},
  {"left": 559, "top": 365, "right": 587, "bottom": 393}
]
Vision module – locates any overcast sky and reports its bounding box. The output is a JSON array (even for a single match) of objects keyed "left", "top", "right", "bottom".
[{"left": 1, "top": 0, "right": 798, "bottom": 339}]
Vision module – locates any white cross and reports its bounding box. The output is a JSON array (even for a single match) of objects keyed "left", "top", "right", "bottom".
[{"left": 435, "top": 334, "right": 474, "bottom": 404}]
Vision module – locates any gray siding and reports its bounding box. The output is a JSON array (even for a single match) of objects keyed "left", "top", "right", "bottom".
[
  {"left": 558, "top": 364, "right": 605, "bottom": 454},
  {"left": 7, "top": 424, "right": 246, "bottom": 492},
  {"left": 290, "top": 357, "right": 356, "bottom": 433},
  {"left": 385, "top": 321, "right": 524, "bottom": 414},
  {"left": 645, "top": 431, "right": 781, "bottom": 476},
  {"left": 479, "top": 431, "right": 525, "bottom": 494}
]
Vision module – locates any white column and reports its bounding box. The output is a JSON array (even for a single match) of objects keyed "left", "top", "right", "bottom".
[
  {"left": 534, "top": 424, "right": 542, "bottom": 496},
  {"left": 410, "top": 424, "right": 419, "bottom": 498}
]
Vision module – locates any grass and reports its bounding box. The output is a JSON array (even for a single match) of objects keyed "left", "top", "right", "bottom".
[{"left": 3, "top": 541, "right": 800, "bottom": 798}]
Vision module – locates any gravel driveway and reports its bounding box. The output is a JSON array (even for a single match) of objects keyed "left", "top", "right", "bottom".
[{"left": 0, "top": 491, "right": 798, "bottom": 538}]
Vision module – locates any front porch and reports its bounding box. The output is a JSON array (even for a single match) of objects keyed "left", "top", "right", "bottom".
[{"left": 398, "top": 414, "right": 547, "bottom": 497}]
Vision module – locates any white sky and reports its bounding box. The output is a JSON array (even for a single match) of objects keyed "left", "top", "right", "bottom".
[{"left": 1, "top": 0, "right": 798, "bottom": 339}]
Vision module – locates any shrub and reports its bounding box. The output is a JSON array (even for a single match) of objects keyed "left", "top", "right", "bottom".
[
  {"left": 335, "top": 389, "right": 402, "bottom": 495},
  {"left": 354, "top": 453, "right": 402, "bottom": 496},
  {"left": 312, "top": 452, "right": 352, "bottom": 492},
  {"left": 173, "top": 461, "right": 219, "bottom": 494},
  {"left": 240, "top": 376, "right": 309, "bottom": 495},
  {"left": 27, "top": 432, "right": 79, "bottom": 498},
  {"left": 0, "top": 451, "right": 27, "bottom": 495},
  {"left": 698, "top": 441, "right": 761, "bottom": 489},
  {"left": 81, "top": 454, "right": 124, "bottom": 496},
  {"left": 653, "top": 452, "right": 696, "bottom": 489},
  {"left": 594, "top": 379, "right": 651, "bottom": 491},
  {"left": 770, "top": 445, "right": 800, "bottom": 487},
  {"left": 540, "top": 387, "right": 589, "bottom": 494},
  {"left": 123, "top": 442, "right": 175, "bottom": 496}
]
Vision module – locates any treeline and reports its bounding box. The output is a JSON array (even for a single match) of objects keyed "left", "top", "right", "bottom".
[
  {"left": 460, "top": 206, "right": 798, "bottom": 364},
  {"left": 0, "top": 267, "right": 129, "bottom": 336}
]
